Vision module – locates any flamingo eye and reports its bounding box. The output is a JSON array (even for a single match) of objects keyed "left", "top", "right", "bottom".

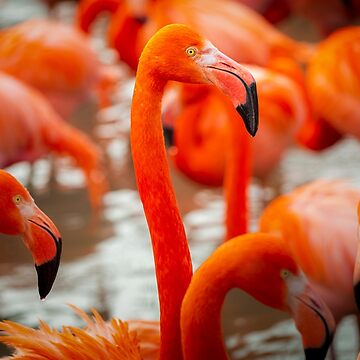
[
  {"left": 280, "top": 269, "right": 291, "bottom": 279},
  {"left": 13, "top": 195, "right": 22, "bottom": 205},
  {"left": 185, "top": 47, "right": 197, "bottom": 57}
]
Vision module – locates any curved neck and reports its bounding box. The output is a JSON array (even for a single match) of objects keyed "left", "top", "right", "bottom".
[
  {"left": 223, "top": 99, "right": 252, "bottom": 240},
  {"left": 131, "top": 70, "right": 192, "bottom": 360},
  {"left": 181, "top": 238, "right": 249, "bottom": 360}
]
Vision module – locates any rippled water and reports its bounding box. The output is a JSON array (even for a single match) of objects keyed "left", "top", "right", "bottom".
[{"left": 0, "top": 1, "right": 359, "bottom": 359}]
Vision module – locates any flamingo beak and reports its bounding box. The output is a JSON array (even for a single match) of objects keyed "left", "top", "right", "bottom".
[
  {"left": 24, "top": 205, "right": 62, "bottom": 300},
  {"left": 201, "top": 46, "right": 259, "bottom": 136},
  {"left": 354, "top": 203, "right": 360, "bottom": 311},
  {"left": 354, "top": 248, "right": 360, "bottom": 311},
  {"left": 287, "top": 278, "right": 335, "bottom": 360}
]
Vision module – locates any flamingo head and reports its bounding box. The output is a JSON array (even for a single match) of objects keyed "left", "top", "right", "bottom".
[
  {"left": 233, "top": 234, "right": 335, "bottom": 360},
  {"left": 139, "top": 24, "right": 259, "bottom": 136},
  {"left": 0, "top": 170, "right": 61, "bottom": 299}
]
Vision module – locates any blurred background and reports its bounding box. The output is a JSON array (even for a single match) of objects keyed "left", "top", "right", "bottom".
[{"left": 0, "top": 0, "right": 360, "bottom": 358}]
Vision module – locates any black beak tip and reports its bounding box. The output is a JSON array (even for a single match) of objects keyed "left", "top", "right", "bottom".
[
  {"left": 134, "top": 16, "right": 147, "bottom": 24},
  {"left": 35, "top": 238, "right": 62, "bottom": 300},
  {"left": 163, "top": 125, "right": 175, "bottom": 148},
  {"left": 304, "top": 346, "right": 330, "bottom": 360},
  {"left": 236, "top": 82, "right": 259, "bottom": 137},
  {"left": 354, "top": 281, "right": 360, "bottom": 311},
  {"left": 236, "top": 103, "right": 258, "bottom": 137}
]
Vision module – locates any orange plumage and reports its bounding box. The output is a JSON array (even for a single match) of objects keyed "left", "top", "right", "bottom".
[
  {"left": 76, "top": 0, "right": 314, "bottom": 71},
  {"left": 260, "top": 179, "right": 360, "bottom": 322},
  {"left": 0, "top": 19, "right": 119, "bottom": 118},
  {"left": 0, "top": 71, "right": 107, "bottom": 209},
  {"left": 304, "top": 27, "right": 360, "bottom": 143}
]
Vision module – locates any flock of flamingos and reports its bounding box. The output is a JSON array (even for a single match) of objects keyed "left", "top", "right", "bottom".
[{"left": 0, "top": 0, "right": 360, "bottom": 358}]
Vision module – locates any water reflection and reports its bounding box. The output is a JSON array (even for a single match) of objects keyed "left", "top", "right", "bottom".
[{"left": 0, "top": 1, "right": 360, "bottom": 359}]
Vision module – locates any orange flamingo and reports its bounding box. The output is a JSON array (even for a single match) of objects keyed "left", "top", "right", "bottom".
[
  {"left": 0, "top": 24, "right": 334, "bottom": 360},
  {"left": 130, "top": 22, "right": 257, "bottom": 359},
  {"left": 0, "top": 19, "right": 119, "bottom": 118},
  {"left": 76, "top": 0, "right": 314, "bottom": 71},
  {"left": 180, "top": 233, "right": 334, "bottom": 360},
  {"left": 0, "top": 71, "right": 107, "bottom": 209},
  {"left": 0, "top": 169, "right": 61, "bottom": 299},
  {"left": 303, "top": 26, "right": 360, "bottom": 145},
  {"left": 260, "top": 180, "right": 360, "bottom": 327}
]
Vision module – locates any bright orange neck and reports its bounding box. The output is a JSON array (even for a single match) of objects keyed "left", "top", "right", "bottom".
[
  {"left": 181, "top": 236, "right": 246, "bottom": 360},
  {"left": 181, "top": 234, "right": 283, "bottom": 359},
  {"left": 131, "top": 70, "right": 192, "bottom": 360},
  {"left": 223, "top": 98, "right": 252, "bottom": 240}
]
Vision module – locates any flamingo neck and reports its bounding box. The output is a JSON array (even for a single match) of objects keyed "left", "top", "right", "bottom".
[
  {"left": 181, "top": 238, "right": 248, "bottom": 360},
  {"left": 131, "top": 71, "right": 192, "bottom": 360},
  {"left": 223, "top": 99, "right": 252, "bottom": 240}
]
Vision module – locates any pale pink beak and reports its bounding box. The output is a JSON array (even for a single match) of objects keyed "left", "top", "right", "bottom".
[
  {"left": 24, "top": 205, "right": 62, "bottom": 299},
  {"left": 202, "top": 49, "right": 259, "bottom": 136},
  {"left": 289, "top": 283, "right": 335, "bottom": 360}
]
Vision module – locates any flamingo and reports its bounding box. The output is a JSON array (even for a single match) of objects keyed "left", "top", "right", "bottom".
[
  {"left": 0, "top": 19, "right": 120, "bottom": 119},
  {"left": 0, "top": 169, "right": 61, "bottom": 299},
  {"left": 76, "top": 0, "right": 314, "bottom": 71},
  {"left": 0, "top": 71, "right": 107, "bottom": 209},
  {"left": 0, "top": 24, "right": 334, "bottom": 359},
  {"left": 180, "top": 233, "right": 334, "bottom": 360},
  {"left": 303, "top": 26, "right": 360, "bottom": 144},
  {"left": 260, "top": 180, "right": 360, "bottom": 328}
]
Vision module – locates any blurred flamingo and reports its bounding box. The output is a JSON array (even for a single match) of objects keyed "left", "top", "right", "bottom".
[
  {"left": 260, "top": 179, "right": 360, "bottom": 329},
  {"left": 76, "top": 0, "right": 314, "bottom": 71},
  {"left": 236, "top": 0, "right": 359, "bottom": 36},
  {"left": 0, "top": 71, "right": 107, "bottom": 209},
  {"left": 0, "top": 169, "right": 61, "bottom": 299},
  {"left": 0, "top": 19, "right": 120, "bottom": 119},
  {"left": 301, "top": 27, "right": 360, "bottom": 148},
  {"left": 0, "top": 24, "right": 333, "bottom": 360}
]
